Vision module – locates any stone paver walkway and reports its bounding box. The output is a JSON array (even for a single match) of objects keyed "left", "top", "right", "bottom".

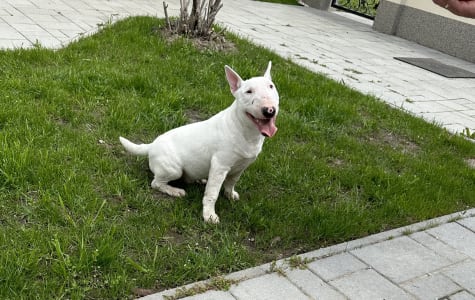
[
  {"left": 147, "top": 209, "right": 475, "bottom": 300},
  {"left": 2, "top": 0, "right": 475, "bottom": 299}
]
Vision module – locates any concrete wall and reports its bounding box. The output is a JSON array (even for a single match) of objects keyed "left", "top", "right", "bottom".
[
  {"left": 373, "top": 0, "right": 475, "bottom": 63},
  {"left": 301, "top": 0, "right": 332, "bottom": 10},
  {"left": 381, "top": 0, "right": 475, "bottom": 25}
]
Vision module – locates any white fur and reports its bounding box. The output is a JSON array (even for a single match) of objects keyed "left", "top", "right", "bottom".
[{"left": 119, "top": 62, "right": 279, "bottom": 223}]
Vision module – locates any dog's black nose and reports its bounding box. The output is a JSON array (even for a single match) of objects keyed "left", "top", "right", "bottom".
[{"left": 262, "top": 106, "right": 276, "bottom": 118}]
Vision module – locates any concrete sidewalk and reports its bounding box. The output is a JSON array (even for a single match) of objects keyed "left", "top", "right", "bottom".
[
  {"left": 147, "top": 209, "right": 475, "bottom": 300},
  {"left": 1, "top": 0, "right": 475, "bottom": 299}
]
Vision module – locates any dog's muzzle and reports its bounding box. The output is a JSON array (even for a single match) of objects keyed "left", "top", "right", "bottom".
[
  {"left": 262, "top": 106, "right": 276, "bottom": 118},
  {"left": 246, "top": 107, "right": 278, "bottom": 138}
]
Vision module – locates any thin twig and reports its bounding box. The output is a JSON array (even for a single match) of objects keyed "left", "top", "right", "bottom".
[{"left": 163, "top": 1, "right": 171, "bottom": 31}]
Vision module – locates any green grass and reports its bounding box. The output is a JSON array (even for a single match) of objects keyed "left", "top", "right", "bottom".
[
  {"left": 335, "top": 0, "right": 379, "bottom": 17},
  {"left": 1, "top": 16, "right": 474, "bottom": 299}
]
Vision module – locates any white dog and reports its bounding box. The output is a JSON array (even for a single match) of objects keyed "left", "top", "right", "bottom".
[{"left": 119, "top": 62, "right": 279, "bottom": 223}]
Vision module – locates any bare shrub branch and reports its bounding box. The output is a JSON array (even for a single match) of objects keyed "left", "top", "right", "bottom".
[{"left": 163, "top": 0, "right": 223, "bottom": 39}]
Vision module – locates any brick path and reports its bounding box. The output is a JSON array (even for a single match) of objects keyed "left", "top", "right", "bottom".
[{"left": 148, "top": 209, "right": 475, "bottom": 300}]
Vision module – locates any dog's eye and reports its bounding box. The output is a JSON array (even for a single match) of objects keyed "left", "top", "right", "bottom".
[
  {"left": 246, "top": 89, "right": 253, "bottom": 94},
  {"left": 269, "top": 84, "right": 274, "bottom": 89}
]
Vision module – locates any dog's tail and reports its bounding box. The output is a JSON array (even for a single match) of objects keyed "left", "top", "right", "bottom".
[{"left": 119, "top": 136, "right": 150, "bottom": 156}]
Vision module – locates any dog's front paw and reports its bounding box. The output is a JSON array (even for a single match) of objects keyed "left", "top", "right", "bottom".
[
  {"left": 203, "top": 212, "right": 220, "bottom": 224},
  {"left": 225, "top": 190, "right": 240, "bottom": 201}
]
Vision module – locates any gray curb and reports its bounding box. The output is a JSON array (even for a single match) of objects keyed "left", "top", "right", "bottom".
[{"left": 141, "top": 208, "right": 475, "bottom": 299}]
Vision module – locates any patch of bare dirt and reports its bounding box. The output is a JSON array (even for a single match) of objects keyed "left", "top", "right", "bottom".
[
  {"left": 133, "top": 288, "right": 157, "bottom": 298},
  {"left": 191, "top": 34, "right": 237, "bottom": 53},
  {"left": 328, "top": 158, "right": 346, "bottom": 168},
  {"left": 160, "top": 228, "right": 187, "bottom": 246},
  {"left": 185, "top": 109, "right": 206, "bottom": 123},
  {"left": 153, "top": 25, "right": 237, "bottom": 53},
  {"left": 369, "top": 130, "right": 420, "bottom": 155},
  {"left": 465, "top": 158, "right": 475, "bottom": 169}
]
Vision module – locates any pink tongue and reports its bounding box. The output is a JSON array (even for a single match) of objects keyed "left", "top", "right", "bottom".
[{"left": 259, "top": 117, "right": 277, "bottom": 138}]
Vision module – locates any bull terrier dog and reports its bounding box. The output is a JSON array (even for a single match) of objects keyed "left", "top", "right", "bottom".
[{"left": 119, "top": 62, "right": 279, "bottom": 223}]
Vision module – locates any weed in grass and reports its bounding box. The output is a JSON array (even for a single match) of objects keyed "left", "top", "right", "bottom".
[
  {"left": 269, "top": 261, "right": 286, "bottom": 276},
  {"left": 461, "top": 127, "right": 475, "bottom": 139},
  {"left": 287, "top": 255, "right": 311, "bottom": 269},
  {"left": 1, "top": 16, "right": 475, "bottom": 299},
  {"left": 166, "top": 276, "right": 237, "bottom": 300}
]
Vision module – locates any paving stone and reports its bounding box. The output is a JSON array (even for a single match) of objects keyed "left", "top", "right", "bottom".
[
  {"left": 457, "top": 217, "right": 475, "bottom": 231},
  {"left": 421, "top": 111, "right": 475, "bottom": 132},
  {"left": 443, "top": 260, "right": 475, "bottom": 294},
  {"left": 427, "top": 223, "right": 475, "bottom": 259},
  {"left": 8, "top": 23, "right": 45, "bottom": 32},
  {"left": 299, "top": 211, "right": 475, "bottom": 265},
  {"left": 0, "top": 39, "right": 30, "bottom": 49},
  {"left": 400, "top": 273, "right": 461, "bottom": 300},
  {"left": 449, "top": 290, "right": 475, "bottom": 300},
  {"left": 31, "top": 37, "right": 62, "bottom": 48},
  {"left": 438, "top": 99, "right": 475, "bottom": 111},
  {"left": 286, "top": 268, "right": 346, "bottom": 300},
  {"left": 0, "top": 24, "right": 24, "bottom": 39},
  {"left": 405, "top": 101, "right": 447, "bottom": 114},
  {"left": 229, "top": 273, "right": 309, "bottom": 300},
  {"left": 351, "top": 236, "right": 451, "bottom": 283},
  {"left": 45, "top": 29, "right": 69, "bottom": 39},
  {"left": 224, "top": 264, "right": 268, "bottom": 283},
  {"left": 409, "top": 231, "right": 468, "bottom": 263},
  {"left": 330, "top": 269, "right": 413, "bottom": 300},
  {"left": 1, "top": 14, "right": 36, "bottom": 24},
  {"left": 181, "top": 290, "right": 236, "bottom": 300},
  {"left": 306, "top": 253, "right": 367, "bottom": 281}
]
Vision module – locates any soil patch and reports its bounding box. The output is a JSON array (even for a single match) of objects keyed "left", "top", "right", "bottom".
[
  {"left": 465, "top": 158, "right": 475, "bottom": 169},
  {"left": 153, "top": 25, "right": 237, "bottom": 53},
  {"left": 369, "top": 130, "right": 420, "bottom": 155}
]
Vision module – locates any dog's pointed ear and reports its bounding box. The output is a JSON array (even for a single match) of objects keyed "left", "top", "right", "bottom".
[
  {"left": 225, "top": 65, "right": 243, "bottom": 94},
  {"left": 264, "top": 61, "right": 272, "bottom": 81}
]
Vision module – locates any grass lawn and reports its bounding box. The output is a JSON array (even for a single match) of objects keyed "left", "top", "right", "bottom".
[{"left": 1, "top": 16, "right": 474, "bottom": 299}]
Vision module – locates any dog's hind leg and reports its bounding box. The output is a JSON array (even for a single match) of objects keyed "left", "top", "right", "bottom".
[
  {"left": 151, "top": 178, "right": 186, "bottom": 197},
  {"left": 150, "top": 164, "right": 186, "bottom": 197}
]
